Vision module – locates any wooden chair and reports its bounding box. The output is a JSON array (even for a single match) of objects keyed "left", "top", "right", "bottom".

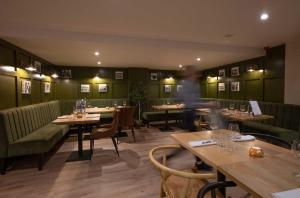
[
  {"left": 117, "top": 106, "right": 136, "bottom": 142},
  {"left": 149, "top": 145, "right": 216, "bottom": 198},
  {"left": 90, "top": 110, "right": 120, "bottom": 159}
]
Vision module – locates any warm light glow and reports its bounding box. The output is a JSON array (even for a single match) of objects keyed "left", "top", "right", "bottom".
[
  {"left": 196, "top": 57, "right": 201, "bottom": 62},
  {"left": 179, "top": 64, "right": 183, "bottom": 68},
  {"left": 0, "top": 66, "right": 15, "bottom": 72},
  {"left": 207, "top": 76, "right": 211, "bottom": 79},
  {"left": 97, "top": 61, "right": 101, "bottom": 65},
  {"left": 34, "top": 74, "right": 45, "bottom": 79},
  {"left": 51, "top": 73, "right": 59, "bottom": 78},
  {"left": 260, "top": 13, "right": 269, "bottom": 21},
  {"left": 25, "top": 66, "right": 37, "bottom": 71},
  {"left": 248, "top": 69, "right": 254, "bottom": 72},
  {"left": 94, "top": 51, "right": 100, "bottom": 56},
  {"left": 94, "top": 76, "right": 101, "bottom": 81},
  {"left": 259, "top": 69, "right": 264, "bottom": 73}
]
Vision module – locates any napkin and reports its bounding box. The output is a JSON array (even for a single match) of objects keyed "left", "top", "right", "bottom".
[
  {"left": 188, "top": 139, "right": 216, "bottom": 147},
  {"left": 232, "top": 135, "right": 255, "bottom": 142},
  {"left": 86, "top": 114, "right": 100, "bottom": 118},
  {"left": 272, "top": 188, "right": 300, "bottom": 198}
]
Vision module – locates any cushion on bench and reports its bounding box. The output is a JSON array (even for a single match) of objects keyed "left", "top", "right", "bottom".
[{"left": 8, "top": 124, "right": 69, "bottom": 157}]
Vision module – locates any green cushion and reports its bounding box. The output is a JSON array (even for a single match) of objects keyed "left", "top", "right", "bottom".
[
  {"left": 100, "top": 113, "right": 113, "bottom": 119},
  {"left": 243, "top": 121, "right": 299, "bottom": 142},
  {"left": 142, "top": 110, "right": 184, "bottom": 121},
  {"left": 8, "top": 124, "right": 69, "bottom": 157}
]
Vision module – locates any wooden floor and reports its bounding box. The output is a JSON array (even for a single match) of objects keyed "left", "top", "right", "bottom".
[{"left": 0, "top": 126, "right": 248, "bottom": 198}]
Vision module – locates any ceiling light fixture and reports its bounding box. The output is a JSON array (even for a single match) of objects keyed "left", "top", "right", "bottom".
[
  {"left": 97, "top": 61, "right": 101, "bottom": 65},
  {"left": 94, "top": 51, "right": 100, "bottom": 56},
  {"left": 0, "top": 66, "right": 15, "bottom": 72},
  {"left": 179, "top": 64, "right": 183, "bottom": 68},
  {"left": 196, "top": 57, "right": 201, "bottom": 62},
  {"left": 260, "top": 13, "right": 269, "bottom": 21}
]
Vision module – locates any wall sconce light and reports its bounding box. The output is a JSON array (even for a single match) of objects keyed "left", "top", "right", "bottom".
[
  {"left": 25, "top": 65, "right": 37, "bottom": 72},
  {"left": 34, "top": 74, "right": 45, "bottom": 79},
  {"left": 258, "top": 69, "right": 264, "bottom": 73},
  {"left": 51, "top": 73, "right": 59, "bottom": 78},
  {"left": 94, "top": 73, "right": 101, "bottom": 81},
  {"left": 0, "top": 66, "right": 15, "bottom": 72}
]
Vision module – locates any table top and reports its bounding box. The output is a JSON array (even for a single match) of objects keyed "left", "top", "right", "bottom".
[
  {"left": 52, "top": 114, "right": 100, "bottom": 125},
  {"left": 171, "top": 130, "right": 300, "bottom": 198},
  {"left": 196, "top": 108, "right": 274, "bottom": 122},
  {"left": 152, "top": 104, "right": 185, "bottom": 111},
  {"left": 85, "top": 107, "right": 115, "bottom": 114}
]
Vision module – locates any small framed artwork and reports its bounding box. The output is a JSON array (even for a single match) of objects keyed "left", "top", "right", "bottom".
[
  {"left": 21, "top": 80, "right": 31, "bottom": 94},
  {"left": 219, "top": 69, "right": 225, "bottom": 77},
  {"left": 115, "top": 71, "right": 124, "bottom": 80},
  {"left": 98, "top": 84, "right": 108, "bottom": 93},
  {"left": 164, "top": 85, "right": 172, "bottom": 93},
  {"left": 81, "top": 84, "right": 90, "bottom": 93},
  {"left": 61, "top": 69, "right": 72, "bottom": 78},
  {"left": 34, "top": 60, "right": 42, "bottom": 73},
  {"left": 150, "top": 72, "right": 158, "bottom": 80},
  {"left": 44, "top": 82, "right": 51, "bottom": 93},
  {"left": 231, "top": 67, "right": 240, "bottom": 77},
  {"left": 231, "top": 81, "right": 240, "bottom": 92},
  {"left": 176, "top": 85, "right": 183, "bottom": 92},
  {"left": 218, "top": 82, "right": 225, "bottom": 91}
]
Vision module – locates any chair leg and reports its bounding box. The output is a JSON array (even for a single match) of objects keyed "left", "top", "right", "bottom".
[
  {"left": 0, "top": 158, "right": 6, "bottom": 175},
  {"left": 38, "top": 153, "right": 44, "bottom": 171},
  {"left": 111, "top": 137, "right": 119, "bottom": 156},
  {"left": 131, "top": 127, "right": 136, "bottom": 142}
]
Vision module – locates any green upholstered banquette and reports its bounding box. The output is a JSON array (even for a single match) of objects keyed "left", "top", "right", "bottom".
[{"left": 0, "top": 101, "right": 69, "bottom": 174}]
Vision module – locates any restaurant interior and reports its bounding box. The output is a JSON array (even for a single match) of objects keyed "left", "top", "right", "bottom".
[{"left": 0, "top": 1, "right": 300, "bottom": 198}]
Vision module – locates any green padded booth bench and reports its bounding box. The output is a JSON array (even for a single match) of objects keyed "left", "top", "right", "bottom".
[
  {"left": 212, "top": 98, "right": 300, "bottom": 142},
  {"left": 0, "top": 101, "right": 69, "bottom": 175}
]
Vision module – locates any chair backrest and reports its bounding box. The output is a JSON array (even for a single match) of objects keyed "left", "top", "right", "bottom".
[
  {"left": 243, "top": 133, "right": 292, "bottom": 149},
  {"left": 149, "top": 145, "right": 215, "bottom": 198},
  {"left": 117, "top": 106, "right": 136, "bottom": 128},
  {"left": 111, "top": 110, "right": 120, "bottom": 134}
]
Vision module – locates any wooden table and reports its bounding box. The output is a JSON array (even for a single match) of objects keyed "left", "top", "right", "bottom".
[
  {"left": 152, "top": 104, "right": 185, "bottom": 131},
  {"left": 171, "top": 130, "right": 300, "bottom": 198},
  {"left": 52, "top": 114, "right": 100, "bottom": 161},
  {"left": 85, "top": 107, "right": 115, "bottom": 114}
]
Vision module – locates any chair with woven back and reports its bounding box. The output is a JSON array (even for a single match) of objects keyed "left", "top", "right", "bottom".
[
  {"left": 90, "top": 110, "right": 120, "bottom": 159},
  {"left": 117, "top": 106, "right": 136, "bottom": 142},
  {"left": 149, "top": 145, "right": 216, "bottom": 198}
]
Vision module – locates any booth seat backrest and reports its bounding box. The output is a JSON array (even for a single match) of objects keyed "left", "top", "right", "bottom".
[{"left": 0, "top": 101, "right": 61, "bottom": 157}]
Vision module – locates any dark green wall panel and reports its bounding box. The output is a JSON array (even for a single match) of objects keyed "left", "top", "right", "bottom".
[
  {"left": 148, "top": 84, "right": 160, "bottom": 98},
  {"left": 207, "top": 83, "right": 217, "bottom": 98},
  {"left": 112, "top": 83, "right": 128, "bottom": 98},
  {"left": 245, "top": 79, "right": 263, "bottom": 101},
  {"left": 0, "top": 74, "right": 16, "bottom": 109},
  {"left": 264, "top": 78, "right": 284, "bottom": 102},
  {"left": 56, "top": 80, "right": 78, "bottom": 99},
  {"left": 31, "top": 79, "right": 41, "bottom": 104}
]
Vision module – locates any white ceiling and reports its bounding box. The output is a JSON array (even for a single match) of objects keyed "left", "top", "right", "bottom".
[{"left": 0, "top": 0, "right": 300, "bottom": 70}]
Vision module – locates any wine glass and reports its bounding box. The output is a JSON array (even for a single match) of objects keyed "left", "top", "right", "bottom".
[
  {"left": 114, "top": 101, "right": 117, "bottom": 107},
  {"left": 240, "top": 105, "right": 247, "bottom": 112},
  {"left": 123, "top": 100, "right": 126, "bottom": 107},
  {"left": 229, "top": 103, "right": 235, "bottom": 110},
  {"left": 291, "top": 140, "right": 300, "bottom": 177}
]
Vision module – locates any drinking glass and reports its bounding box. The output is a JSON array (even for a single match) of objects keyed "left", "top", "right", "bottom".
[
  {"left": 228, "top": 123, "right": 240, "bottom": 132},
  {"left": 229, "top": 103, "right": 235, "bottom": 110},
  {"left": 123, "top": 100, "right": 126, "bottom": 107},
  {"left": 291, "top": 140, "right": 300, "bottom": 177},
  {"left": 114, "top": 101, "right": 117, "bottom": 107},
  {"left": 240, "top": 105, "right": 247, "bottom": 112}
]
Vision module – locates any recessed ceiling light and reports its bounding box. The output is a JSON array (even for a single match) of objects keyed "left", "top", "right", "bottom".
[
  {"left": 94, "top": 51, "right": 100, "bottom": 56},
  {"left": 97, "top": 61, "right": 101, "bottom": 65},
  {"left": 179, "top": 64, "right": 183, "bottom": 68},
  {"left": 196, "top": 57, "right": 201, "bottom": 62},
  {"left": 260, "top": 13, "right": 269, "bottom": 21}
]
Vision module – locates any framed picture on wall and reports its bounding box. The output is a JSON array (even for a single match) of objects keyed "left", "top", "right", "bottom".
[
  {"left": 164, "top": 85, "right": 172, "bottom": 93},
  {"left": 44, "top": 82, "right": 51, "bottom": 93},
  {"left": 21, "top": 80, "right": 31, "bottom": 94},
  {"left": 115, "top": 71, "right": 123, "bottom": 80},
  {"left": 61, "top": 69, "right": 72, "bottom": 78},
  {"left": 98, "top": 84, "right": 108, "bottom": 92},
  {"left": 218, "top": 69, "right": 225, "bottom": 77},
  {"left": 231, "top": 67, "right": 240, "bottom": 76},
  {"left": 218, "top": 82, "right": 225, "bottom": 91},
  {"left": 150, "top": 72, "right": 158, "bottom": 80},
  {"left": 34, "top": 60, "right": 42, "bottom": 73},
  {"left": 176, "top": 85, "right": 183, "bottom": 93},
  {"left": 81, "top": 84, "right": 90, "bottom": 93},
  {"left": 231, "top": 81, "right": 240, "bottom": 92}
]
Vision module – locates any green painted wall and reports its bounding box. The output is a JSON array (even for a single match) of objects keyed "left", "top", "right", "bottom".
[{"left": 201, "top": 45, "right": 285, "bottom": 103}]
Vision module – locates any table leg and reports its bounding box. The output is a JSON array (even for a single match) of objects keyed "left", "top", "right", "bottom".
[
  {"left": 160, "top": 110, "right": 174, "bottom": 131},
  {"left": 217, "top": 171, "right": 226, "bottom": 197},
  {"left": 78, "top": 125, "right": 83, "bottom": 158}
]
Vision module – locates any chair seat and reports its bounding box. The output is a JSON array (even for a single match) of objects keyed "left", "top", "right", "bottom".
[
  {"left": 8, "top": 124, "right": 69, "bottom": 157},
  {"left": 242, "top": 121, "right": 299, "bottom": 142}
]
